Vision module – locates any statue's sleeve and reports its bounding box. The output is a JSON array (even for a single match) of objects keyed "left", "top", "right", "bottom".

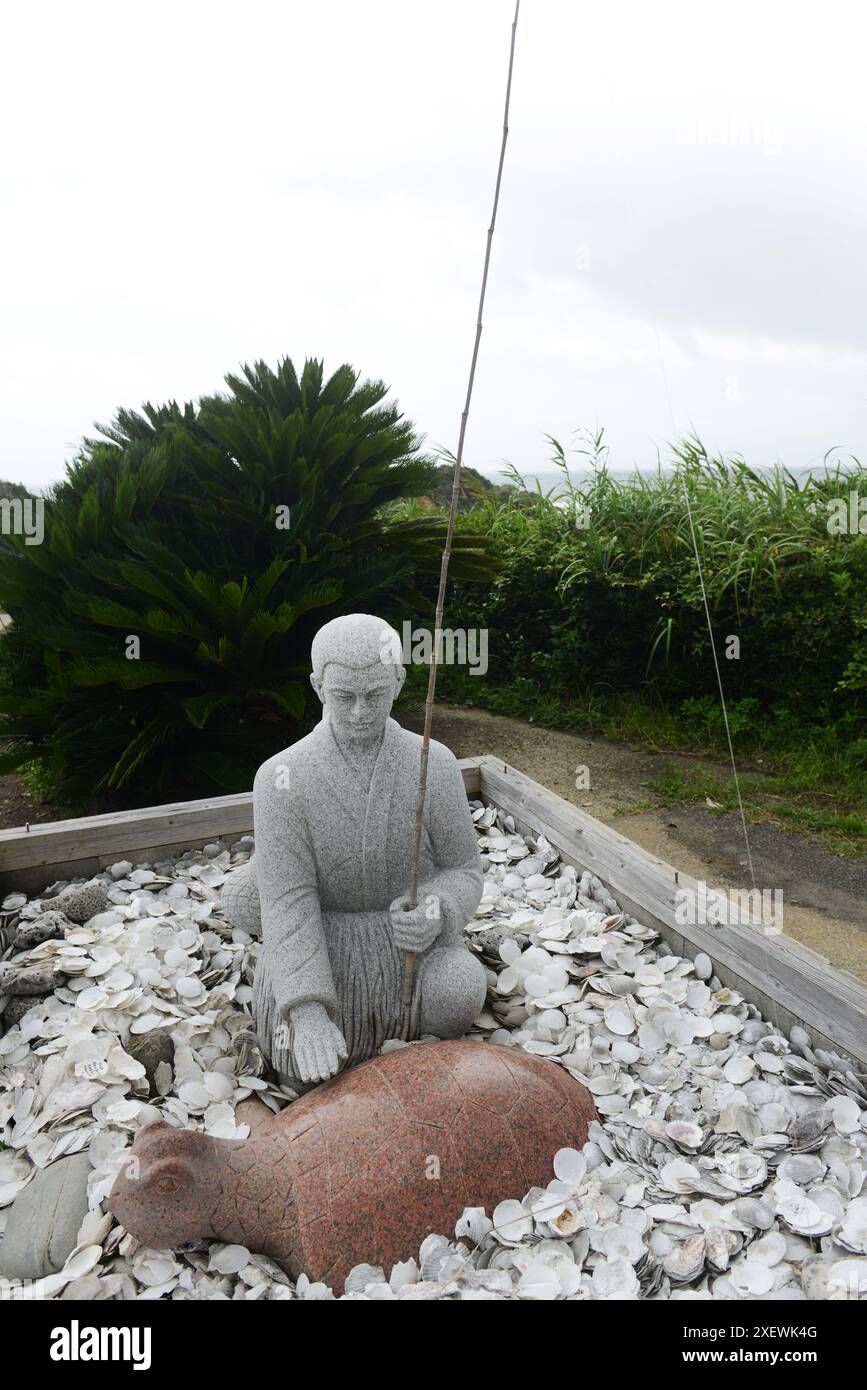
[
  {"left": 415, "top": 743, "right": 484, "bottom": 943},
  {"left": 253, "top": 760, "right": 339, "bottom": 1020}
]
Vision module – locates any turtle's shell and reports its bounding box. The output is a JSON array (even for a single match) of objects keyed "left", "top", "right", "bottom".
[{"left": 280, "top": 1039, "right": 598, "bottom": 1290}]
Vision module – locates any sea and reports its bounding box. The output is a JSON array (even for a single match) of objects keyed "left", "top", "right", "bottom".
[{"left": 482, "top": 462, "right": 856, "bottom": 498}]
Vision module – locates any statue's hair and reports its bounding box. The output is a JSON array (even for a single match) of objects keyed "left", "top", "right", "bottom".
[{"left": 311, "top": 614, "right": 403, "bottom": 679}]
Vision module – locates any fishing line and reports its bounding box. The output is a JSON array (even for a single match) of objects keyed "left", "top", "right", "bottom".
[
  {"left": 652, "top": 326, "right": 784, "bottom": 1044},
  {"left": 653, "top": 326, "right": 757, "bottom": 892}
]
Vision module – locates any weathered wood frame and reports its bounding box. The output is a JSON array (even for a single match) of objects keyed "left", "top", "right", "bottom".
[{"left": 1, "top": 755, "right": 865, "bottom": 1068}]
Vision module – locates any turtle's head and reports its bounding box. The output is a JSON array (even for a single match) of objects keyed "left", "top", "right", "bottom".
[{"left": 109, "top": 1121, "right": 218, "bottom": 1247}]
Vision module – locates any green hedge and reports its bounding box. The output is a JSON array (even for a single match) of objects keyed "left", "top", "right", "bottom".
[{"left": 424, "top": 437, "right": 867, "bottom": 736}]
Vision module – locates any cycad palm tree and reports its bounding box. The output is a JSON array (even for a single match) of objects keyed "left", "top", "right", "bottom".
[{"left": 0, "top": 357, "right": 493, "bottom": 805}]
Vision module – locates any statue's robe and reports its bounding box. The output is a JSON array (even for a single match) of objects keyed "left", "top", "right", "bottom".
[{"left": 249, "top": 716, "right": 484, "bottom": 1075}]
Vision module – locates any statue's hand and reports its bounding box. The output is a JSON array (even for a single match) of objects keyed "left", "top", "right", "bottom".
[
  {"left": 289, "top": 1001, "right": 348, "bottom": 1084},
  {"left": 389, "top": 893, "right": 442, "bottom": 954}
]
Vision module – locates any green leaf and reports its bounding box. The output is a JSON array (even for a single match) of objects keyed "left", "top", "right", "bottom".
[
  {"left": 249, "top": 681, "right": 304, "bottom": 717},
  {"left": 182, "top": 692, "right": 237, "bottom": 728},
  {"left": 70, "top": 658, "right": 200, "bottom": 689}
]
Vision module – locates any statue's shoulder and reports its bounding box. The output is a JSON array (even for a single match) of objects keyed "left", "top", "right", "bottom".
[
  {"left": 393, "top": 724, "right": 460, "bottom": 776},
  {"left": 428, "top": 735, "right": 464, "bottom": 785},
  {"left": 253, "top": 729, "right": 320, "bottom": 802}
]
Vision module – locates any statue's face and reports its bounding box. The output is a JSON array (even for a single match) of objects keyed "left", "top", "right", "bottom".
[{"left": 314, "top": 662, "right": 404, "bottom": 746}]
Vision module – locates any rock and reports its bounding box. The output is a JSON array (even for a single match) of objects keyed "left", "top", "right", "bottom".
[
  {"left": 0, "top": 1152, "right": 92, "bottom": 1279},
  {"left": 51, "top": 882, "right": 109, "bottom": 924},
  {"left": 0, "top": 960, "right": 63, "bottom": 995},
  {"left": 109, "top": 861, "right": 133, "bottom": 880},
  {"left": 475, "top": 925, "right": 531, "bottom": 957},
  {"left": 126, "top": 1030, "right": 175, "bottom": 1096},
  {"left": 14, "top": 910, "right": 71, "bottom": 951},
  {"left": 3, "top": 994, "right": 50, "bottom": 1029}
]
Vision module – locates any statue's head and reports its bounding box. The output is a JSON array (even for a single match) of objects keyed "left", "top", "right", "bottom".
[{"left": 310, "top": 614, "right": 406, "bottom": 747}]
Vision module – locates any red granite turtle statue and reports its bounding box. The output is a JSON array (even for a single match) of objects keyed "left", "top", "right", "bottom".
[{"left": 109, "top": 1038, "right": 598, "bottom": 1293}]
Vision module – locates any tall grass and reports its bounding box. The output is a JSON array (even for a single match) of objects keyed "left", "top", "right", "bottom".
[
  {"left": 396, "top": 430, "right": 867, "bottom": 722},
  {"left": 393, "top": 434, "right": 867, "bottom": 851}
]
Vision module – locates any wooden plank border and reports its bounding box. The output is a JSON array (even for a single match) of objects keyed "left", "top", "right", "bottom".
[{"left": 0, "top": 761, "right": 484, "bottom": 893}]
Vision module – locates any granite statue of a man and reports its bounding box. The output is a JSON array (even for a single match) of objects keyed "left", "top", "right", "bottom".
[{"left": 220, "top": 613, "right": 487, "bottom": 1091}]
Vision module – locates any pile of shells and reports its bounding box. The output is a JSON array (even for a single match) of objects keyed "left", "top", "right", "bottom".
[{"left": 0, "top": 806, "right": 865, "bottom": 1301}]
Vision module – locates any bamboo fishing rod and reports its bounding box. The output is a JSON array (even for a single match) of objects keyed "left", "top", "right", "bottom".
[{"left": 403, "top": 0, "right": 521, "bottom": 1008}]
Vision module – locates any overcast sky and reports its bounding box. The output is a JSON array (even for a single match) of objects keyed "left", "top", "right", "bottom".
[{"left": 3, "top": 0, "right": 866, "bottom": 491}]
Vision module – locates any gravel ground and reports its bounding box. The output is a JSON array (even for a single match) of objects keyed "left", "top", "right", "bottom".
[{"left": 0, "top": 773, "right": 63, "bottom": 830}]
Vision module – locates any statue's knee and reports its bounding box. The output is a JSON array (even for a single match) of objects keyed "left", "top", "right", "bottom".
[
  {"left": 457, "top": 951, "right": 488, "bottom": 1016},
  {"left": 219, "top": 859, "right": 261, "bottom": 937},
  {"left": 419, "top": 948, "right": 487, "bottom": 1036}
]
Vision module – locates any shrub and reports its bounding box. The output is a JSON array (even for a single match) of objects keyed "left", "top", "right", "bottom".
[
  {"left": 0, "top": 479, "right": 33, "bottom": 501},
  {"left": 0, "top": 356, "right": 493, "bottom": 805}
]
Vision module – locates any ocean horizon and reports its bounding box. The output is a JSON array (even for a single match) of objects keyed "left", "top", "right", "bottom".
[{"left": 480, "top": 459, "right": 865, "bottom": 496}]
